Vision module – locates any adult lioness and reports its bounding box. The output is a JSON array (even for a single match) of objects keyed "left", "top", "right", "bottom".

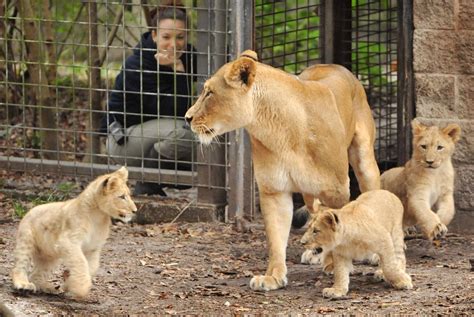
[{"left": 185, "top": 50, "right": 380, "bottom": 291}]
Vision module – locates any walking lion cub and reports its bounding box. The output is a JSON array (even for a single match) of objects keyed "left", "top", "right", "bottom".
[
  {"left": 381, "top": 120, "right": 461, "bottom": 240},
  {"left": 301, "top": 190, "right": 412, "bottom": 298},
  {"left": 12, "top": 167, "right": 137, "bottom": 299}
]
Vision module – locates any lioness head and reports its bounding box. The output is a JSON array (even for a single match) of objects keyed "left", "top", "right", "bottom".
[
  {"left": 96, "top": 167, "right": 137, "bottom": 223},
  {"left": 411, "top": 119, "right": 461, "bottom": 169},
  {"left": 184, "top": 50, "right": 258, "bottom": 144},
  {"left": 300, "top": 210, "right": 341, "bottom": 254}
]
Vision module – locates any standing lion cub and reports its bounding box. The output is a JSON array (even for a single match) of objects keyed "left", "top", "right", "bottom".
[
  {"left": 301, "top": 190, "right": 412, "bottom": 298},
  {"left": 12, "top": 167, "right": 137, "bottom": 299},
  {"left": 381, "top": 120, "right": 461, "bottom": 240}
]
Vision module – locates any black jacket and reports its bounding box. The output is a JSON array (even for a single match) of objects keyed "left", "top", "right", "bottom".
[{"left": 100, "top": 32, "right": 197, "bottom": 132}]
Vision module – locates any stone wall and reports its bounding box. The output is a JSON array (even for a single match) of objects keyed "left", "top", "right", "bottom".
[{"left": 413, "top": 0, "right": 473, "bottom": 232}]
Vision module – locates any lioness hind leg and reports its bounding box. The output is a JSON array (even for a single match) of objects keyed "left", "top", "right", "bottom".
[
  {"left": 348, "top": 127, "right": 381, "bottom": 193},
  {"left": 250, "top": 192, "right": 292, "bottom": 291}
]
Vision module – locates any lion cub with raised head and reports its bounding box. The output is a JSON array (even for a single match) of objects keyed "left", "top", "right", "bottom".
[
  {"left": 381, "top": 120, "right": 461, "bottom": 240},
  {"left": 12, "top": 167, "right": 137, "bottom": 299},
  {"left": 301, "top": 190, "right": 412, "bottom": 298}
]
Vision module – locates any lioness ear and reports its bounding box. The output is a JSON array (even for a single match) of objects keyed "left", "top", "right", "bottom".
[
  {"left": 442, "top": 123, "right": 461, "bottom": 143},
  {"left": 411, "top": 119, "right": 427, "bottom": 135},
  {"left": 321, "top": 210, "right": 339, "bottom": 231},
  {"left": 224, "top": 53, "right": 257, "bottom": 90}
]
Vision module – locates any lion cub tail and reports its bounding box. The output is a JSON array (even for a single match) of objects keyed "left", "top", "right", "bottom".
[{"left": 292, "top": 206, "right": 309, "bottom": 228}]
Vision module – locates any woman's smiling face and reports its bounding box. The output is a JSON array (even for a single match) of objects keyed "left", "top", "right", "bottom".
[{"left": 153, "top": 18, "right": 186, "bottom": 59}]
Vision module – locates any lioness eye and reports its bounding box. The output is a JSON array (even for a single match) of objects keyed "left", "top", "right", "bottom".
[
  {"left": 119, "top": 194, "right": 126, "bottom": 200},
  {"left": 420, "top": 144, "right": 427, "bottom": 150},
  {"left": 313, "top": 228, "right": 319, "bottom": 234},
  {"left": 437, "top": 145, "right": 444, "bottom": 151},
  {"left": 205, "top": 90, "right": 213, "bottom": 98}
]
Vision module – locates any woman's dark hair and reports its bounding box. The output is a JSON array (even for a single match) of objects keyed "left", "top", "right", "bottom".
[{"left": 149, "top": 0, "right": 188, "bottom": 30}]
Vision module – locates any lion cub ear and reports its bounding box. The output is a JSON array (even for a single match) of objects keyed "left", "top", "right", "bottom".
[
  {"left": 442, "top": 123, "right": 461, "bottom": 143},
  {"left": 320, "top": 210, "right": 339, "bottom": 231},
  {"left": 102, "top": 176, "right": 121, "bottom": 192},
  {"left": 224, "top": 50, "right": 257, "bottom": 90},
  {"left": 411, "top": 119, "right": 427, "bottom": 135},
  {"left": 114, "top": 166, "right": 129, "bottom": 180}
]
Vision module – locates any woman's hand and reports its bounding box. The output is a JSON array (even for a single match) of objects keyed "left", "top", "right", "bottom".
[{"left": 155, "top": 50, "right": 185, "bottom": 72}]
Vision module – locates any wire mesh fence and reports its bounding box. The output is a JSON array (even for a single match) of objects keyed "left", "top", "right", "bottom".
[{"left": 1, "top": 0, "right": 405, "bottom": 217}]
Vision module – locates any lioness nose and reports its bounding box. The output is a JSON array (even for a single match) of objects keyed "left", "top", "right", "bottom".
[
  {"left": 426, "top": 160, "right": 434, "bottom": 165},
  {"left": 185, "top": 116, "right": 193, "bottom": 126}
]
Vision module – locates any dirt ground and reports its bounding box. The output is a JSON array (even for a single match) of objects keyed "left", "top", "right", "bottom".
[{"left": 0, "top": 172, "right": 473, "bottom": 315}]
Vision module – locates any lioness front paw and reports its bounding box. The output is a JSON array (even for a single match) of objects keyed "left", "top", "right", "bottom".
[
  {"left": 301, "top": 249, "right": 321, "bottom": 265},
  {"left": 249, "top": 275, "right": 287, "bottom": 291},
  {"left": 392, "top": 273, "right": 413, "bottom": 290},
  {"left": 13, "top": 280, "right": 37, "bottom": 293},
  {"left": 428, "top": 223, "right": 448, "bottom": 241},
  {"left": 322, "top": 287, "right": 348, "bottom": 298}
]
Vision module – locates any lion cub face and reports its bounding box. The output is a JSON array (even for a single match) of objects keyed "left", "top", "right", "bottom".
[
  {"left": 185, "top": 50, "right": 258, "bottom": 144},
  {"left": 300, "top": 210, "right": 341, "bottom": 254},
  {"left": 96, "top": 167, "right": 137, "bottom": 223},
  {"left": 411, "top": 120, "right": 461, "bottom": 169}
]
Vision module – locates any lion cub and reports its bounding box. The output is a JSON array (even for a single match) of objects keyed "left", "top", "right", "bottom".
[
  {"left": 301, "top": 190, "right": 412, "bottom": 298},
  {"left": 12, "top": 167, "right": 137, "bottom": 299},
  {"left": 381, "top": 120, "right": 461, "bottom": 240}
]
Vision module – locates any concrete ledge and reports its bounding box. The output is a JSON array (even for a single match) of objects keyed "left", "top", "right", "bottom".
[{"left": 134, "top": 197, "right": 225, "bottom": 224}]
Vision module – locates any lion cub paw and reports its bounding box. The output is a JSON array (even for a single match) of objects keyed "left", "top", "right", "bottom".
[
  {"left": 373, "top": 269, "right": 385, "bottom": 282},
  {"left": 249, "top": 275, "right": 287, "bottom": 291},
  {"left": 322, "top": 287, "right": 348, "bottom": 298},
  {"left": 37, "top": 282, "right": 63, "bottom": 295},
  {"left": 13, "top": 280, "right": 37, "bottom": 293},
  {"left": 392, "top": 273, "right": 413, "bottom": 290},
  {"left": 428, "top": 223, "right": 448, "bottom": 241},
  {"left": 301, "top": 249, "right": 321, "bottom": 265}
]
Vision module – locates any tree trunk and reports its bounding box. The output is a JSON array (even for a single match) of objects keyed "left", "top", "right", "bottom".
[
  {"left": 83, "top": 1, "right": 102, "bottom": 163},
  {"left": 17, "top": 0, "right": 59, "bottom": 159}
]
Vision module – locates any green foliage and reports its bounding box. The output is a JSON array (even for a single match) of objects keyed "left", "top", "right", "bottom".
[
  {"left": 353, "top": 41, "right": 390, "bottom": 86},
  {"left": 12, "top": 201, "right": 28, "bottom": 219},
  {"left": 11, "top": 182, "right": 77, "bottom": 219},
  {"left": 255, "top": 0, "right": 321, "bottom": 74}
]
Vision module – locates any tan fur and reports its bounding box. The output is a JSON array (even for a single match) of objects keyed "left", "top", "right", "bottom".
[
  {"left": 381, "top": 120, "right": 461, "bottom": 240},
  {"left": 185, "top": 50, "right": 380, "bottom": 291},
  {"left": 301, "top": 190, "right": 413, "bottom": 298},
  {"left": 11, "top": 167, "right": 137, "bottom": 299}
]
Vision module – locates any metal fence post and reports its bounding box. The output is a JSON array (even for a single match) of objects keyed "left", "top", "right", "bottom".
[
  {"left": 195, "top": 0, "right": 227, "bottom": 207},
  {"left": 226, "top": 0, "right": 255, "bottom": 221}
]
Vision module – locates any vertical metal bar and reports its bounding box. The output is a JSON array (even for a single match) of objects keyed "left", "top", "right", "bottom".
[
  {"left": 322, "top": 0, "right": 334, "bottom": 63},
  {"left": 196, "top": 0, "right": 226, "bottom": 206},
  {"left": 333, "top": 0, "right": 352, "bottom": 69},
  {"left": 397, "top": 0, "right": 414, "bottom": 165},
  {"left": 227, "top": 0, "right": 255, "bottom": 221}
]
